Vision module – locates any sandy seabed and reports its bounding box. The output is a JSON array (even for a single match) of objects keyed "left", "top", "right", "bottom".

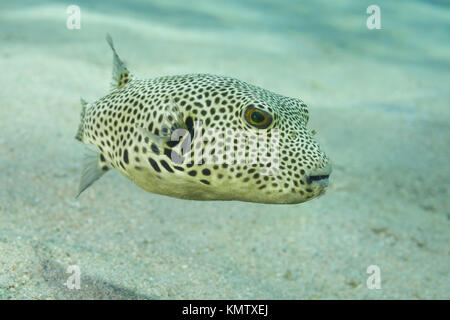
[{"left": 0, "top": 0, "right": 449, "bottom": 299}]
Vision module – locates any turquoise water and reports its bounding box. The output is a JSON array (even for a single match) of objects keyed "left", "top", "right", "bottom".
[{"left": 0, "top": 0, "right": 448, "bottom": 299}]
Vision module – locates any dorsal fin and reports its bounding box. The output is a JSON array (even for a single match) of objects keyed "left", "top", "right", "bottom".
[{"left": 106, "top": 34, "right": 133, "bottom": 90}]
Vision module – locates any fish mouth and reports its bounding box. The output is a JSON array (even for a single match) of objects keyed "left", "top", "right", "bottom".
[
  {"left": 307, "top": 174, "right": 330, "bottom": 183},
  {"left": 306, "top": 174, "right": 330, "bottom": 188},
  {"left": 306, "top": 163, "right": 332, "bottom": 188}
]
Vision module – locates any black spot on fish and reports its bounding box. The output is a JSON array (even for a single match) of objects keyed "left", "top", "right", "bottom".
[
  {"left": 123, "top": 149, "right": 129, "bottom": 164},
  {"left": 185, "top": 116, "right": 195, "bottom": 139},
  {"left": 148, "top": 158, "right": 161, "bottom": 172},
  {"left": 188, "top": 170, "right": 197, "bottom": 177},
  {"left": 160, "top": 159, "right": 174, "bottom": 173},
  {"left": 151, "top": 143, "right": 160, "bottom": 154},
  {"left": 164, "top": 148, "right": 172, "bottom": 158}
]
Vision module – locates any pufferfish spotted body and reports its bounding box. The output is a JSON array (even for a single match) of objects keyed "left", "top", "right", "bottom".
[{"left": 75, "top": 35, "right": 331, "bottom": 204}]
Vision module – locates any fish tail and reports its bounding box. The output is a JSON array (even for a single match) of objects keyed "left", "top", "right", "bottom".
[{"left": 75, "top": 97, "right": 88, "bottom": 142}]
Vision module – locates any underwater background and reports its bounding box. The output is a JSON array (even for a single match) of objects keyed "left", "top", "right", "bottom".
[{"left": 0, "top": 0, "right": 449, "bottom": 298}]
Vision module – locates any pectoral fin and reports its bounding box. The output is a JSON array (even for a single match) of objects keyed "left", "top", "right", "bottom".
[
  {"left": 136, "top": 127, "right": 168, "bottom": 155},
  {"left": 136, "top": 97, "right": 188, "bottom": 154}
]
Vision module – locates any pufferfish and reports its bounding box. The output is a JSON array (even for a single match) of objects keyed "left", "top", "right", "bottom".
[{"left": 75, "top": 35, "right": 331, "bottom": 204}]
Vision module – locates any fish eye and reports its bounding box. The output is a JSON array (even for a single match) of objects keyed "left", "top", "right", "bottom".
[{"left": 244, "top": 106, "right": 272, "bottom": 129}]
